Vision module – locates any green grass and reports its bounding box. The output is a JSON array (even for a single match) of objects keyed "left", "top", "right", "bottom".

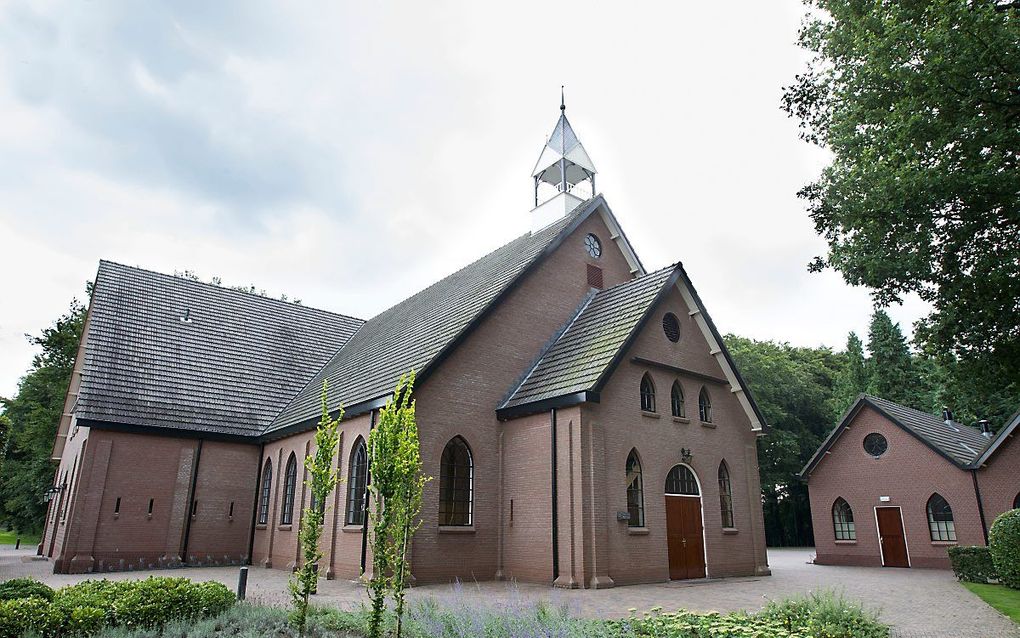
[
  {"left": 0, "top": 529, "right": 39, "bottom": 546},
  {"left": 963, "top": 582, "right": 1020, "bottom": 624}
]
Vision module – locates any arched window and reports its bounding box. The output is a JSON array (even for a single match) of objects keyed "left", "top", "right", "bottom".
[
  {"left": 698, "top": 387, "right": 712, "bottom": 423},
  {"left": 832, "top": 497, "right": 855, "bottom": 540},
  {"left": 281, "top": 453, "right": 298, "bottom": 525},
  {"left": 671, "top": 381, "right": 685, "bottom": 418},
  {"left": 718, "top": 461, "right": 734, "bottom": 528},
  {"left": 625, "top": 449, "right": 644, "bottom": 527},
  {"left": 346, "top": 438, "right": 368, "bottom": 526},
  {"left": 640, "top": 374, "right": 656, "bottom": 412},
  {"left": 927, "top": 493, "right": 956, "bottom": 542},
  {"left": 439, "top": 437, "right": 473, "bottom": 526},
  {"left": 665, "top": 465, "right": 700, "bottom": 495},
  {"left": 1014, "top": 492, "right": 1020, "bottom": 510},
  {"left": 257, "top": 459, "right": 273, "bottom": 525}
]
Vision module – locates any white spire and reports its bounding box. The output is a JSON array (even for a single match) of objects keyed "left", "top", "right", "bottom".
[{"left": 531, "top": 89, "right": 597, "bottom": 230}]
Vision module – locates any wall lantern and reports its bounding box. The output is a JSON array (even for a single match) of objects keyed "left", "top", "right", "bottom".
[
  {"left": 42, "top": 485, "right": 63, "bottom": 503},
  {"left": 680, "top": 448, "right": 693, "bottom": 464}
]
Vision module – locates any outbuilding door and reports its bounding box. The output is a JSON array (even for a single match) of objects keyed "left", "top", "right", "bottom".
[
  {"left": 876, "top": 506, "right": 909, "bottom": 568},
  {"left": 664, "top": 464, "right": 706, "bottom": 580}
]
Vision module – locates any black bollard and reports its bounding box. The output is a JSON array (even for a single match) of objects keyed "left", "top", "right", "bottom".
[
  {"left": 14, "top": 538, "right": 20, "bottom": 550},
  {"left": 236, "top": 566, "right": 248, "bottom": 601}
]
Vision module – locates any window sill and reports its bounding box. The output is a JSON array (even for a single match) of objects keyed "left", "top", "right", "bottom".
[
  {"left": 439, "top": 525, "right": 476, "bottom": 534},
  {"left": 641, "top": 411, "right": 660, "bottom": 419},
  {"left": 931, "top": 540, "right": 958, "bottom": 546},
  {"left": 672, "top": 416, "right": 690, "bottom": 424},
  {"left": 255, "top": 524, "right": 267, "bottom": 531},
  {"left": 722, "top": 528, "right": 739, "bottom": 535},
  {"left": 277, "top": 524, "right": 293, "bottom": 531},
  {"left": 834, "top": 539, "right": 857, "bottom": 545},
  {"left": 341, "top": 525, "right": 364, "bottom": 533},
  {"left": 627, "top": 527, "right": 650, "bottom": 536},
  {"left": 700, "top": 421, "right": 716, "bottom": 429}
]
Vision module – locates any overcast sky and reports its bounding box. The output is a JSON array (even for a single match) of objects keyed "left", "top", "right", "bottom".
[{"left": 0, "top": 1, "right": 929, "bottom": 398}]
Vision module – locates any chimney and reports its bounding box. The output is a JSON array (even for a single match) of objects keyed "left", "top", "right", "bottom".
[
  {"left": 978, "top": 419, "right": 992, "bottom": 438},
  {"left": 942, "top": 406, "right": 953, "bottom": 423}
]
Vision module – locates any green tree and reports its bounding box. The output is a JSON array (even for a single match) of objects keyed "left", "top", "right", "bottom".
[
  {"left": 783, "top": 1, "right": 1020, "bottom": 397},
  {"left": 366, "top": 373, "right": 428, "bottom": 638},
  {"left": 866, "top": 310, "right": 920, "bottom": 406},
  {"left": 0, "top": 297, "right": 87, "bottom": 534},
  {"left": 289, "top": 381, "right": 342, "bottom": 636},
  {"left": 832, "top": 332, "right": 868, "bottom": 413}
]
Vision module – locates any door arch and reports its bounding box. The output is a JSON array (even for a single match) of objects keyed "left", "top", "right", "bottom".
[{"left": 664, "top": 464, "right": 706, "bottom": 580}]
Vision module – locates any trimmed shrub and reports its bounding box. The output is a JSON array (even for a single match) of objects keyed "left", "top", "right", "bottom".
[
  {"left": 990, "top": 509, "right": 1020, "bottom": 589},
  {"left": 948, "top": 546, "right": 999, "bottom": 583},
  {"left": 0, "top": 577, "right": 55, "bottom": 601},
  {"left": 0, "top": 596, "right": 56, "bottom": 637},
  {"left": 758, "top": 590, "right": 889, "bottom": 638}
]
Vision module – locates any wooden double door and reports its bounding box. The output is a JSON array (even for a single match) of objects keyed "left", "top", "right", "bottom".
[
  {"left": 876, "top": 507, "right": 909, "bottom": 568},
  {"left": 665, "top": 495, "right": 705, "bottom": 580}
]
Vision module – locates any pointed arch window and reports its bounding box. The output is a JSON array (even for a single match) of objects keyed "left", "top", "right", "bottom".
[
  {"left": 698, "top": 387, "right": 712, "bottom": 423},
  {"left": 1014, "top": 492, "right": 1020, "bottom": 510},
  {"left": 625, "top": 450, "right": 644, "bottom": 527},
  {"left": 281, "top": 453, "right": 298, "bottom": 525},
  {"left": 671, "top": 381, "right": 686, "bottom": 418},
  {"left": 927, "top": 493, "right": 956, "bottom": 541},
  {"left": 718, "top": 461, "right": 734, "bottom": 528},
  {"left": 665, "top": 465, "right": 700, "bottom": 495},
  {"left": 257, "top": 459, "right": 273, "bottom": 525},
  {"left": 832, "top": 497, "right": 855, "bottom": 541},
  {"left": 640, "top": 374, "right": 656, "bottom": 413},
  {"left": 346, "top": 438, "right": 369, "bottom": 526},
  {"left": 440, "top": 436, "right": 473, "bottom": 526}
]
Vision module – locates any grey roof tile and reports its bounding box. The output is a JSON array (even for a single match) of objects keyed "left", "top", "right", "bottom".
[
  {"left": 501, "top": 265, "right": 677, "bottom": 409},
  {"left": 76, "top": 261, "right": 364, "bottom": 437},
  {"left": 865, "top": 395, "right": 993, "bottom": 466},
  {"left": 265, "top": 199, "right": 600, "bottom": 434}
]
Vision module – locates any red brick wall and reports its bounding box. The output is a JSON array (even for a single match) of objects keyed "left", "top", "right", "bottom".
[
  {"left": 975, "top": 432, "right": 1020, "bottom": 528},
  {"left": 500, "top": 411, "right": 554, "bottom": 582},
  {"left": 585, "top": 286, "right": 769, "bottom": 584},
  {"left": 806, "top": 405, "right": 984, "bottom": 569}
]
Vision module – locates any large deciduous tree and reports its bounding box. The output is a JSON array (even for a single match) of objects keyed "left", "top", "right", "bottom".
[
  {"left": 0, "top": 297, "right": 86, "bottom": 534},
  {"left": 783, "top": 1, "right": 1020, "bottom": 409}
]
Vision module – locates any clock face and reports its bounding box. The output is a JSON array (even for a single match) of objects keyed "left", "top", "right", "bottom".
[{"left": 584, "top": 233, "right": 602, "bottom": 258}]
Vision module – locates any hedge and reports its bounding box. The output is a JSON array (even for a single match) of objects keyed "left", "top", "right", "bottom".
[
  {"left": 990, "top": 509, "right": 1020, "bottom": 589},
  {"left": 0, "top": 576, "right": 234, "bottom": 638},
  {"left": 948, "top": 546, "right": 999, "bottom": 584},
  {"left": 0, "top": 578, "right": 54, "bottom": 602}
]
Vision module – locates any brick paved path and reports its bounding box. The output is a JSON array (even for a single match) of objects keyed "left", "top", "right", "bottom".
[{"left": 1, "top": 547, "right": 1015, "bottom": 637}]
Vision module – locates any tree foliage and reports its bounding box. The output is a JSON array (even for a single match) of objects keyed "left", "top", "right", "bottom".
[
  {"left": 0, "top": 297, "right": 87, "bottom": 534},
  {"left": 289, "top": 381, "right": 342, "bottom": 635},
  {"left": 366, "top": 373, "right": 428, "bottom": 638},
  {"left": 783, "top": 0, "right": 1020, "bottom": 407},
  {"left": 866, "top": 310, "right": 918, "bottom": 406}
]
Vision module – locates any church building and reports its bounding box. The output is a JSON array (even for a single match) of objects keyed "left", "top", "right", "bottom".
[{"left": 41, "top": 102, "right": 771, "bottom": 586}]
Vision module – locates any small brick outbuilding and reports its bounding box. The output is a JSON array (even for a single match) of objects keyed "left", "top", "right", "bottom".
[{"left": 801, "top": 395, "right": 1020, "bottom": 569}]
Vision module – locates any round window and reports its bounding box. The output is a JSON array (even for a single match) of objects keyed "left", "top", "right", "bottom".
[
  {"left": 662, "top": 312, "right": 681, "bottom": 342},
  {"left": 584, "top": 233, "right": 602, "bottom": 258},
  {"left": 863, "top": 433, "right": 888, "bottom": 457}
]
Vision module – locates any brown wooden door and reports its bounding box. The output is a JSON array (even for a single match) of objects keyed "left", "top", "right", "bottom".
[
  {"left": 876, "top": 507, "right": 909, "bottom": 568},
  {"left": 665, "top": 496, "right": 706, "bottom": 579}
]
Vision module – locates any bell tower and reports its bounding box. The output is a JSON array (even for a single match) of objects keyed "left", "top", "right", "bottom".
[{"left": 531, "top": 89, "right": 597, "bottom": 230}]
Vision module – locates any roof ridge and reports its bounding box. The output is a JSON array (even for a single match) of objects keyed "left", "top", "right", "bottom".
[
  {"left": 97, "top": 259, "right": 366, "bottom": 323},
  {"left": 594, "top": 262, "right": 677, "bottom": 295}
]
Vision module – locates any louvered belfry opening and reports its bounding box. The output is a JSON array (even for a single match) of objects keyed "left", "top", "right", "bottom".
[{"left": 587, "top": 263, "right": 604, "bottom": 289}]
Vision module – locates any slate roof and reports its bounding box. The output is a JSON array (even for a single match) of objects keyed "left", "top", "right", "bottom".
[
  {"left": 265, "top": 198, "right": 603, "bottom": 435},
  {"left": 801, "top": 395, "right": 995, "bottom": 476},
  {"left": 500, "top": 265, "right": 678, "bottom": 411},
  {"left": 76, "top": 261, "right": 364, "bottom": 438}
]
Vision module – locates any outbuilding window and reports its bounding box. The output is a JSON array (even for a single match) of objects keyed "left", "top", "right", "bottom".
[
  {"left": 1014, "top": 492, "right": 1020, "bottom": 510},
  {"left": 718, "top": 461, "right": 734, "bottom": 528},
  {"left": 832, "top": 497, "right": 855, "bottom": 541},
  {"left": 346, "top": 438, "right": 369, "bottom": 526},
  {"left": 671, "top": 381, "right": 685, "bottom": 418},
  {"left": 698, "top": 387, "right": 712, "bottom": 423},
  {"left": 640, "top": 374, "right": 656, "bottom": 413},
  {"left": 281, "top": 453, "right": 298, "bottom": 525},
  {"left": 257, "top": 460, "right": 273, "bottom": 525},
  {"left": 439, "top": 437, "right": 473, "bottom": 526},
  {"left": 927, "top": 493, "right": 956, "bottom": 542},
  {"left": 625, "top": 449, "right": 644, "bottom": 527}
]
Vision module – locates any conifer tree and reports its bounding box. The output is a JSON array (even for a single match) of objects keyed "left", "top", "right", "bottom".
[
  {"left": 866, "top": 310, "right": 919, "bottom": 406},
  {"left": 833, "top": 332, "right": 869, "bottom": 412}
]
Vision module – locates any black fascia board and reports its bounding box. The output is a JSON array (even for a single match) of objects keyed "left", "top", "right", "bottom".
[
  {"left": 496, "top": 391, "right": 599, "bottom": 421},
  {"left": 78, "top": 418, "right": 259, "bottom": 445},
  {"left": 258, "top": 394, "right": 391, "bottom": 443}
]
